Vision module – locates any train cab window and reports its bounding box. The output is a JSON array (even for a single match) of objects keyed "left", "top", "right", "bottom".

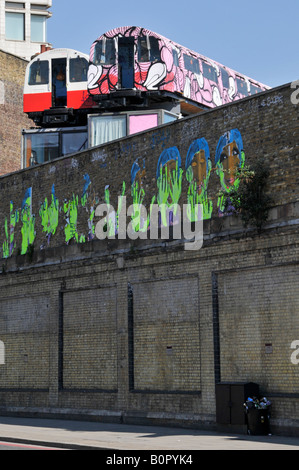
[
  {"left": 94, "top": 38, "right": 116, "bottom": 65},
  {"left": 28, "top": 60, "right": 49, "bottom": 85},
  {"left": 138, "top": 37, "right": 148, "bottom": 61},
  {"left": 149, "top": 37, "right": 160, "bottom": 61},
  {"left": 202, "top": 62, "right": 218, "bottom": 82},
  {"left": 69, "top": 57, "right": 88, "bottom": 82},
  {"left": 236, "top": 78, "right": 248, "bottom": 96},
  {"left": 138, "top": 36, "right": 160, "bottom": 62},
  {"left": 183, "top": 54, "right": 200, "bottom": 74}
]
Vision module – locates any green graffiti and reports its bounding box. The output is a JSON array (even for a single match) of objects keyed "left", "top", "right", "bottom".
[
  {"left": 131, "top": 179, "right": 146, "bottom": 232},
  {"left": 186, "top": 162, "right": 213, "bottom": 221},
  {"left": 88, "top": 205, "right": 96, "bottom": 240},
  {"left": 2, "top": 201, "right": 19, "bottom": 258},
  {"left": 80, "top": 174, "right": 92, "bottom": 242},
  {"left": 157, "top": 161, "right": 182, "bottom": 226},
  {"left": 87, "top": 196, "right": 101, "bottom": 241},
  {"left": 64, "top": 194, "right": 79, "bottom": 244},
  {"left": 21, "top": 189, "right": 35, "bottom": 255},
  {"left": 103, "top": 185, "right": 115, "bottom": 237},
  {"left": 39, "top": 184, "right": 59, "bottom": 244},
  {"left": 116, "top": 181, "right": 126, "bottom": 233},
  {"left": 169, "top": 162, "right": 182, "bottom": 208},
  {"left": 81, "top": 174, "right": 91, "bottom": 208},
  {"left": 2, "top": 218, "right": 9, "bottom": 259},
  {"left": 103, "top": 184, "right": 127, "bottom": 237},
  {"left": 216, "top": 150, "right": 246, "bottom": 214},
  {"left": 130, "top": 160, "right": 155, "bottom": 233}
]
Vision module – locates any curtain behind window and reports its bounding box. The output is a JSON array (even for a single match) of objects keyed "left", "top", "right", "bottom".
[{"left": 90, "top": 115, "right": 126, "bottom": 146}]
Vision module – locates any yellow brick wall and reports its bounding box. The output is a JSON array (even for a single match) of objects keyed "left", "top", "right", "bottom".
[
  {"left": 0, "top": 83, "right": 297, "bottom": 435},
  {"left": 0, "top": 50, "right": 34, "bottom": 175}
]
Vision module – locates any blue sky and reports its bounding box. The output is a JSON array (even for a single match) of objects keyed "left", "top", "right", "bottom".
[{"left": 47, "top": 0, "right": 298, "bottom": 88}]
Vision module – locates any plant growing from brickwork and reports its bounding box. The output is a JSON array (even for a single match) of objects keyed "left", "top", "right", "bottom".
[{"left": 218, "top": 158, "right": 273, "bottom": 233}]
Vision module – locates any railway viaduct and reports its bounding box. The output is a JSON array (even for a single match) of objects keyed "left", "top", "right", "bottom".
[{"left": 0, "top": 82, "right": 298, "bottom": 435}]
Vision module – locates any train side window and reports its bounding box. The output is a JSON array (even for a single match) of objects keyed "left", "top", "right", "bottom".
[
  {"left": 250, "top": 84, "right": 261, "bottom": 95},
  {"left": 172, "top": 48, "right": 179, "bottom": 67},
  {"left": 138, "top": 36, "right": 161, "bottom": 62},
  {"left": 94, "top": 38, "right": 116, "bottom": 65},
  {"left": 28, "top": 60, "right": 49, "bottom": 85},
  {"left": 236, "top": 78, "right": 248, "bottom": 96},
  {"left": 202, "top": 62, "right": 218, "bottom": 82},
  {"left": 69, "top": 57, "right": 88, "bottom": 82},
  {"left": 183, "top": 54, "right": 200, "bottom": 74},
  {"left": 221, "top": 67, "right": 230, "bottom": 89}
]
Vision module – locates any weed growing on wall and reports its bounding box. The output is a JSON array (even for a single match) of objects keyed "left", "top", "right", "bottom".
[{"left": 219, "top": 158, "right": 273, "bottom": 233}]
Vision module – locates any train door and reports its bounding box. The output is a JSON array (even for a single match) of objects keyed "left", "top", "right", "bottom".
[
  {"left": 52, "top": 58, "right": 67, "bottom": 107},
  {"left": 118, "top": 37, "right": 135, "bottom": 89}
]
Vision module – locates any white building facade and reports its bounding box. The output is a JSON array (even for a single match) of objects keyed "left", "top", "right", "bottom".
[{"left": 0, "top": 0, "right": 52, "bottom": 60}]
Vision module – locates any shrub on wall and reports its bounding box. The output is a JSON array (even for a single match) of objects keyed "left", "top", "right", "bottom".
[{"left": 219, "top": 158, "right": 273, "bottom": 233}]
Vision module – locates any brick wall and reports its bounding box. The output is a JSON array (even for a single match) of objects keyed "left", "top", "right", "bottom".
[
  {"left": 0, "top": 50, "right": 34, "bottom": 175},
  {"left": 0, "top": 83, "right": 298, "bottom": 435}
]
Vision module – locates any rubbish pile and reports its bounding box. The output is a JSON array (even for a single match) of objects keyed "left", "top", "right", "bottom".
[
  {"left": 244, "top": 396, "right": 272, "bottom": 410},
  {"left": 244, "top": 396, "right": 272, "bottom": 435}
]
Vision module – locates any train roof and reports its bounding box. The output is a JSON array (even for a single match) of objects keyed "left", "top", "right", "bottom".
[{"left": 28, "top": 48, "right": 89, "bottom": 63}]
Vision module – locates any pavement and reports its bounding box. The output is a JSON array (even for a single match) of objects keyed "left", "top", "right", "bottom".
[{"left": 0, "top": 416, "right": 299, "bottom": 450}]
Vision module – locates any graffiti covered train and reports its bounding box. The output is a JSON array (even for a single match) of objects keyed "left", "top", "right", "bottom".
[{"left": 88, "top": 26, "right": 269, "bottom": 111}]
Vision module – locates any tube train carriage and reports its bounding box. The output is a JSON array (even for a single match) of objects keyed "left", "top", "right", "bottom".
[
  {"left": 23, "top": 48, "right": 96, "bottom": 125},
  {"left": 88, "top": 26, "right": 269, "bottom": 113}
]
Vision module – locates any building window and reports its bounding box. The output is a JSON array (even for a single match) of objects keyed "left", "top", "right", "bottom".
[
  {"left": 31, "top": 4, "right": 49, "bottom": 10},
  {"left": 5, "top": 2, "right": 25, "bottom": 8},
  {"left": 31, "top": 14, "right": 46, "bottom": 42},
  {"left": 5, "top": 12, "right": 25, "bottom": 40}
]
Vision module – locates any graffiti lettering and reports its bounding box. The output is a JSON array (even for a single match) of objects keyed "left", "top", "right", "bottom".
[
  {"left": 290, "top": 80, "right": 299, "bottom": 105},
  {"left": 0, "top": 341, "right": 4, "bottom": 365},
  {"left": 290, "top": 340, "right": 299, "bottom": 365}
]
